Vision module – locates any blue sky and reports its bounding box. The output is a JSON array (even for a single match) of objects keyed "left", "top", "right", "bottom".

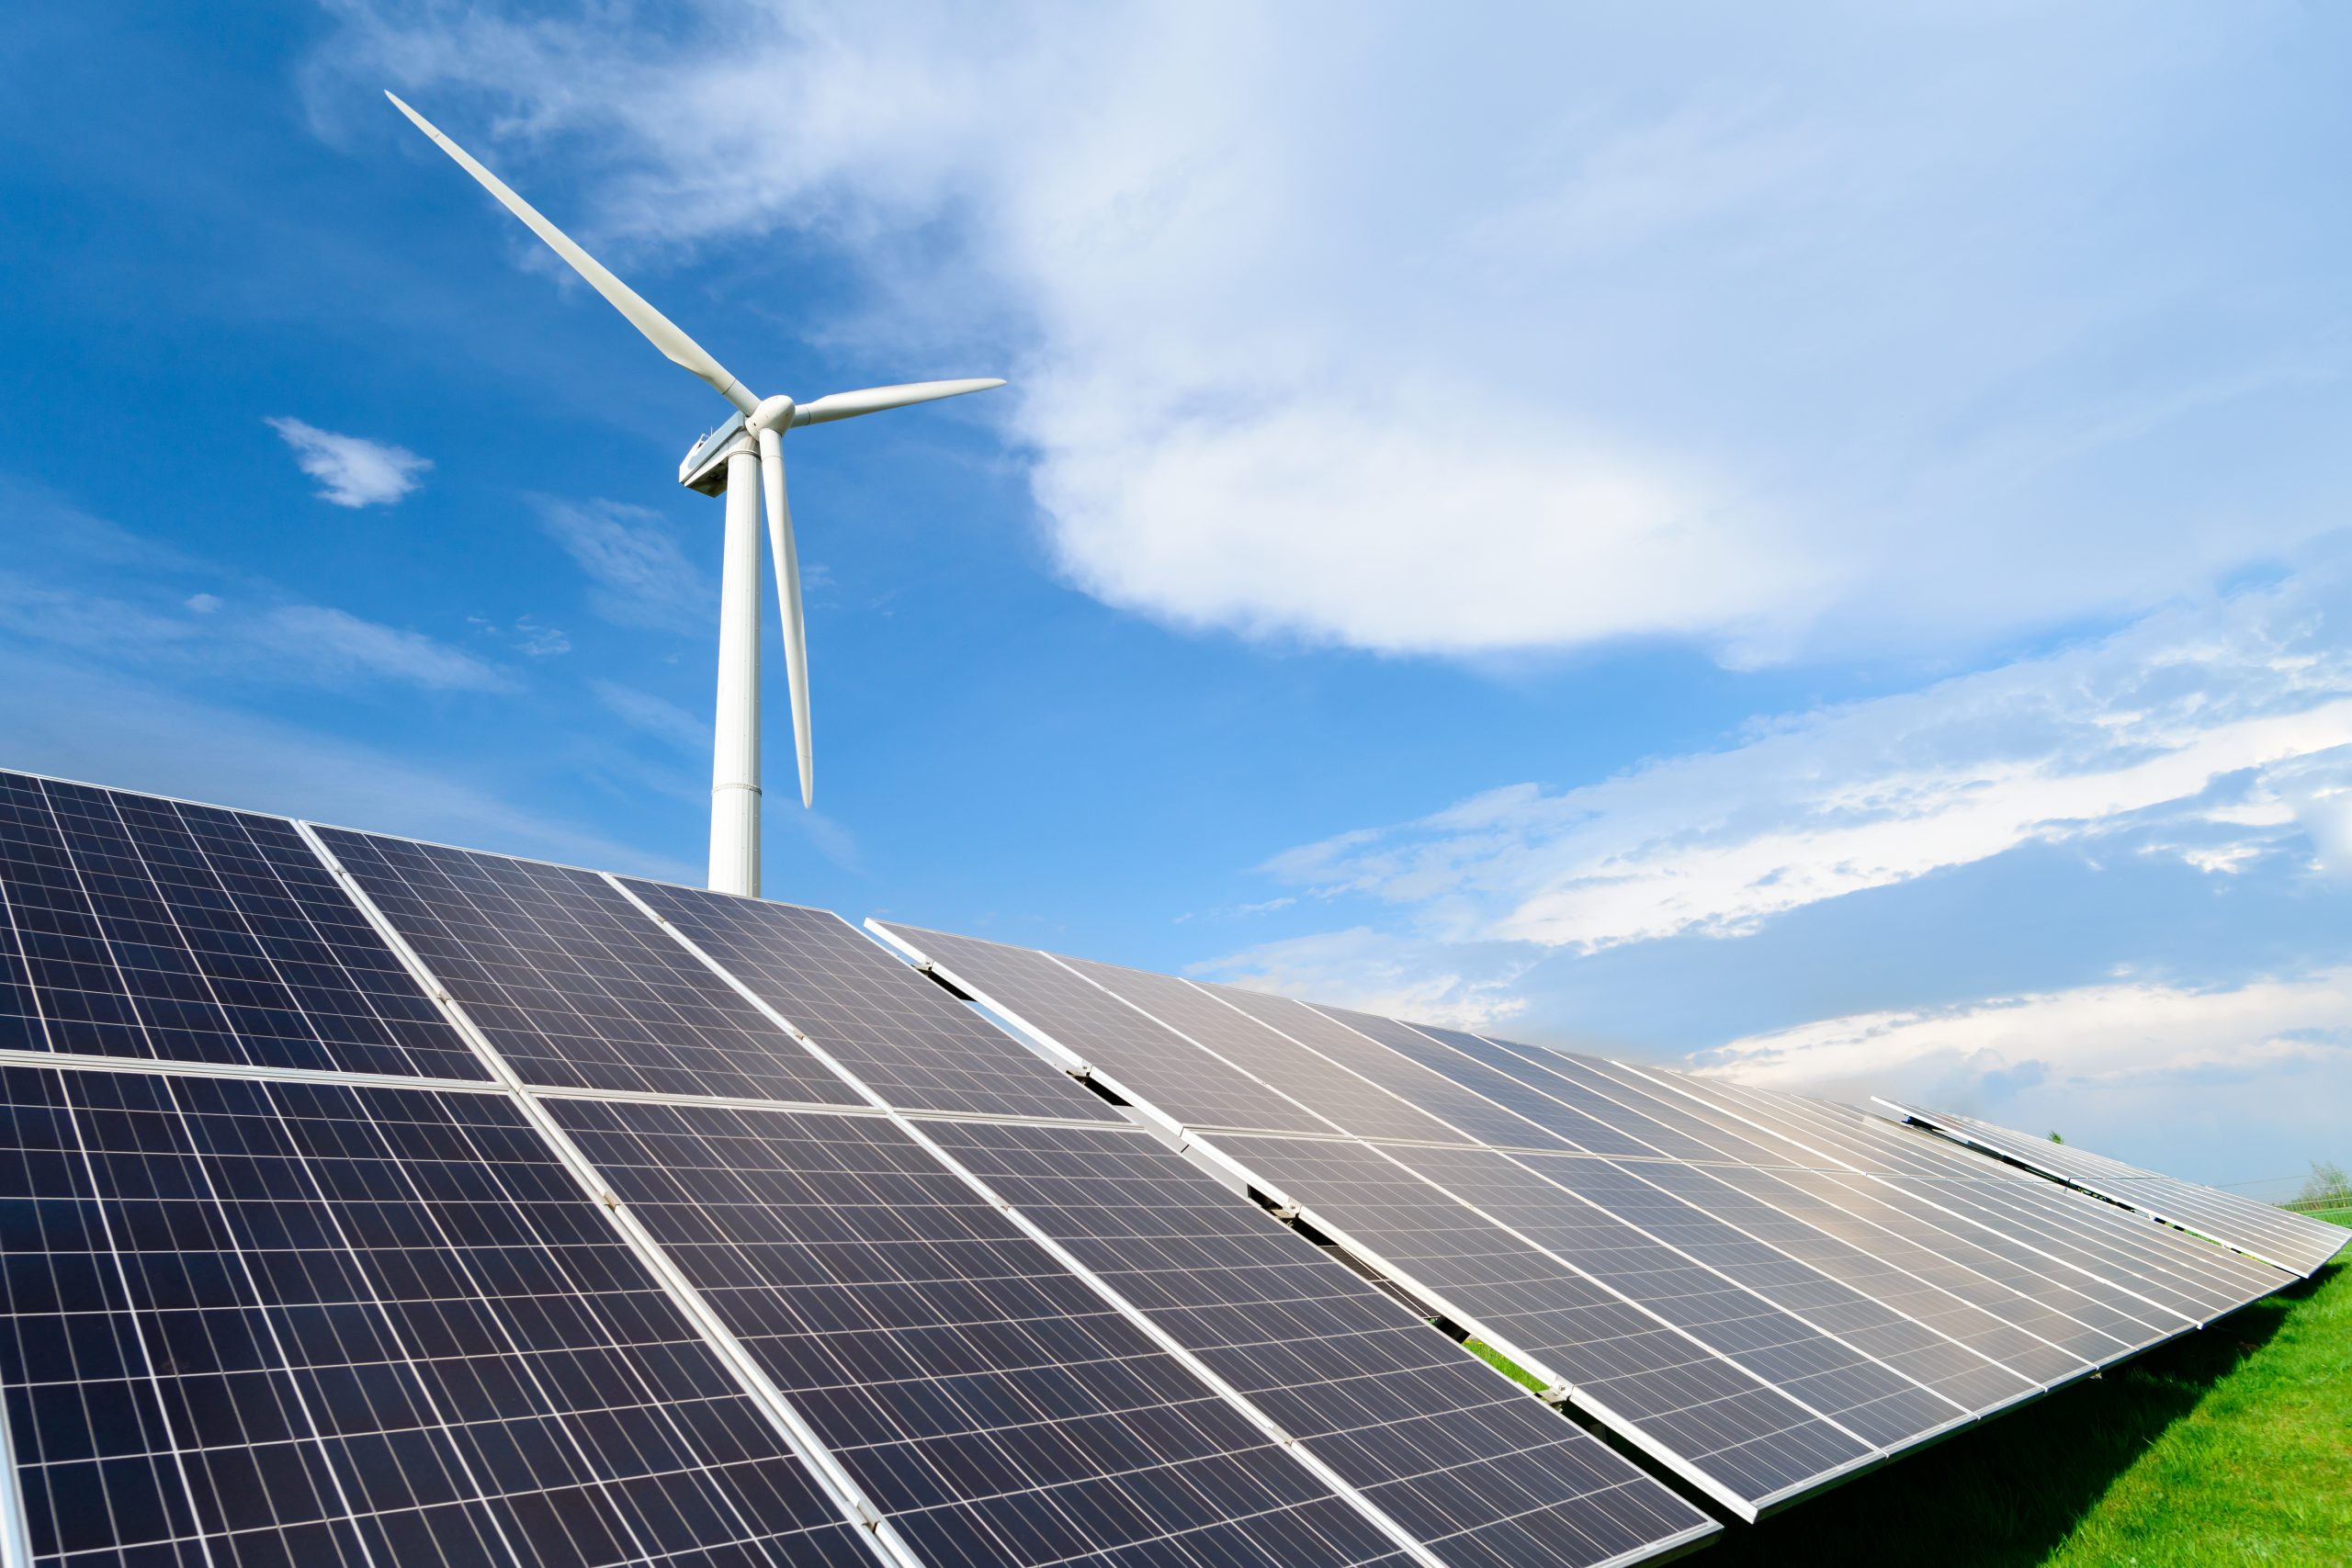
[{"left": 4, "top": 2, "right": 2348, "bottom": 1186}]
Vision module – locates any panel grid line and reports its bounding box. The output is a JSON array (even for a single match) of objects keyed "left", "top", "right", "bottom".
[
  {"left": 865, "top": 936, "right": 1840, "bottom": 1521},
  {"left": 604, "top": 874, "right": 1460, "bottom": 1568},
  {"left": 1608, "top": 1065, "right": 2257, "bottom": 1336},
  {"left": 293, "top": 821, "right": 920, "bottom": 1568},
  {"left": 1023, "top": 953, "right": 1964, "bottom": 1453}
]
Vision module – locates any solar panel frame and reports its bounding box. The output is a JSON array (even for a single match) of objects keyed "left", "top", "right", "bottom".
[
  {"left": 893, "top": 937, "right": 2071, "bottom": 1438},
  {"left": 1204, "top": 1131, "right": 1880, "bottom": 1516}
]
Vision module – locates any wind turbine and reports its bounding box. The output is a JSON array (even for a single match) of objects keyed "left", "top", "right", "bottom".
[{"left": 386, "top": 93, "right": 1003, "bottom": 897}]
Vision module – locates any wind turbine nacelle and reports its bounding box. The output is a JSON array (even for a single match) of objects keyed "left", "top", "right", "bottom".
[{"left": 679, "top": 411, "right": 751, "bottom": 495}]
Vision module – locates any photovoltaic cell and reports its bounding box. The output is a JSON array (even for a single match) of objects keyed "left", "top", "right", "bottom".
[
  {"left": 871, "top": 925, "right": 1331, "bottom": 1136},
  {"left": 619, "top": 881, "right": 1119, "bottom": 1124},
  {"left": 0, "top": 773, "right": 484, "bottom": 1080},
  {"left": 315, "top": 829, "right": 861, "bottom": 1107},
  {"left": 921, "top": 1119, "right": 1716, "bottom": 1568},
  {"left": 0, "top": 1064, "right": 870, "bottom": 1568},
  {"left": 546, "top": 1098, "right": 1408, "bottom": 1568},
  {"left": 1609, "top": 1067, "right": 2279, "bottom": 1329}
]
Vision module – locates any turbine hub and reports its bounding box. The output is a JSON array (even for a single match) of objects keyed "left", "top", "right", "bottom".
[{"left": 749, "top": 394, "right": 797, "bottom": 434}]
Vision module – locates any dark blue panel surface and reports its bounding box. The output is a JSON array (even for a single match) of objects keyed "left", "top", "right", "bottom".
[
  {"left": 870, "top": 923, "right": 1331, "bottom": 1134},
  {"left": 549, "top": 1099, "right": 1407, "bottom": 1568},
  {"left": 924, "top": 1120, "right": 1715, "bottom": 1568},
  {"left": 317, "top": 829, "right": 860, "bottom": 1106},
  {"left": 621, "top": 882, "right": 1118, "bottom": 1122},
  {"left": 0, "top": 773, "right": 483, "bottom": 1079},
  {"left": 0, "top": 1066, "right": 867, "bottom": 1568}
]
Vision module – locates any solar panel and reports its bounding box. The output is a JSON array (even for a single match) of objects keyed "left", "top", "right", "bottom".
[
  {"left": 875, "top": 920, "right": 2319, "bottom": 1521},
  {"left": 0, "top": 1063, "right": 875, "bottom": 1568},
  {"left": 1046, "top": 959, "right": 1476, "bottom": 1145},
  {"left": 543, "top": 1098, "right": 1411, "bottom": 1568},
  {"left": 1602, "top": 1067, "right": 2286, "bottom": 1323},
  {"left": 1884, "top": 1101, "right": 2350, "bottom": 1276},
  {"left": 616, "top": 881, "right": 1121, "bottom": 1125},
  {"left": 313, "top": 829, "right": 862, "bottom": 1108},
  {"left": 0, "top": 772, "right": 486, "bottom": 1080},
  {"left": 920, "top": 1118, "right": 1718, "bottom": 1568},
  {"left": 1651, "top": 1075, "right": 2296, "bottom": 1307},
  {"left": 866, "top": 926, "right": 1332, "bottom": 1136},
  {"left": 1210, "top": 1131, "right": 1878, "bottom": 1512}
]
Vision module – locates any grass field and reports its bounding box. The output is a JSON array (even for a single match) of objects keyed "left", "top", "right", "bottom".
[{"left": 1695, "top": 1213, "right": 2351, "bottom": 1567}]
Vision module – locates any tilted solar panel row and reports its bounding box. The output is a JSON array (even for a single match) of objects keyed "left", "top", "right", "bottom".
[
  {"left": 869, "top": 922, "right": 2304, "bottom": 1520},
  {"left": 1878, "top": 1100, "right": 2349, "bottom": 1277},
  {"left": 0, "top": 770, "right": 1716, "bottom": 1568}
]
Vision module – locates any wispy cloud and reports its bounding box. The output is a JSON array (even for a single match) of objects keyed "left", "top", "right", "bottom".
[
  {"left": 537, "top": 498, "right": 708, "bottom": 634},
  {"left": 266, "top": 417, "right": 431, "bottom": 508},
  {"left": 1261, "top": 561, "right": 2352, "bottom": 954},
  {"left": 262, "top": 604, "right": 515, "bottom": 692},
  {"left": 0, "top": 650, "right": 691, "bottom": 880}
]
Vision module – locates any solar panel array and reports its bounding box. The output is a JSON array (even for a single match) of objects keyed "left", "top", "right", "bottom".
[
  {"left": 870, "top": 922, "right": 2314, "bottom": 1521},
  {"left": 0, "top": 770, "right": 1723, "bottom": 1568},
  {"left": 1879, "top": 1100, "right": 2349, "bottom": 1278}
]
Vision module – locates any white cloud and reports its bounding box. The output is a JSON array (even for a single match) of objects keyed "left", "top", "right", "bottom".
[
  {"left": 186, "top": 592, "right": 222, "bottom": 614},
  {"left": 538, "top": 498, "right": 709, "bottom": 633},
  {"left": 266, "top": 417, "right": 431, "bottom": 508},
  {"left": 1697, "top": 967, "right": 2352, "bottom": 1098},
  {"left": 263, "top": 604, "right": 515, "bottom": 691},
  {"left": 1261, "top": 565, "right": 2352, "bottom": 953},
  {"left": 316, "top": 3, "right": 2344, "bottom": 660}
]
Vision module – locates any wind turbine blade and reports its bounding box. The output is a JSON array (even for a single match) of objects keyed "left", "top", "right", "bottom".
[
  {"left": 757, "top": 426, "right": 815, "bottom": 808},
  {"left": 385, "top": 92, "right": 757, "bottom": 414},
  {"left": 793, "top": 378, "right": 1006, "bottom": 426}
]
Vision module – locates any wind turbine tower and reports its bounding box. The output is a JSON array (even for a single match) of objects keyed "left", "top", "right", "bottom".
[{"left": 387, "top": 94, "right": 1004, "bottom": 897}]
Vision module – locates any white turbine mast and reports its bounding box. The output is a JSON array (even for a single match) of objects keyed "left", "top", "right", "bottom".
[{"left": 386, "top": 92, "right": 1003, "bottom": 897}]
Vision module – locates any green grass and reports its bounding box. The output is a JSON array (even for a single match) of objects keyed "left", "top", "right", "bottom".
[
  {"left": 1700, "top": 1213, "right": 2351, "bottom": 1567},
  {"left": 1464, "top": 1337, "right": 1548, "bottom": 1394}
]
